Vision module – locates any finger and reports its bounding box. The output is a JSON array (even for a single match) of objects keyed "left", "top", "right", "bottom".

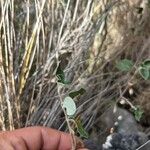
[{"left": 0, "top": 126, "right": 72, "bottom": 150}]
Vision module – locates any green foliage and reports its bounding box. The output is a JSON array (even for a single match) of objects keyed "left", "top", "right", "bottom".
[
  {"left": 133, "top": 106, "right": 144, "bottom": 122},
  {"left": 62, "top": 96, "right": 77, "bottom": 116},
  {"left": 69, "top": 88, "right": 86, "bottom": 99},
  {"left": 139, "top": 67, "right": 150, "bottom": 80},
  {"left": 116, "top": 59, "right": 134, "bottom": 72},
  {"left": 142, "top": 59, "right": 150, "bottom": 68},
  {"left": 56, "top": 64, "right": 70, "bottom": 84},
  {"left": 116, "top": 58, "right": 150, "bottom": 80},
  {"left": 76, "top": 118, "right": 89, "bottom": 139},
  {"left": 56, "top": 65, "right": 88, "bottom": 137},
  {"left": 139, "top": 59, "right": 150, "bottom": 80},
  {"left": 116, "top": 59, "right": 149, "bottom": 122}
]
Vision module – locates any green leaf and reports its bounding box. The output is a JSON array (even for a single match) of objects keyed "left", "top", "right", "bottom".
[
  {"left": 69, "top": 88, "right": 86, "bottom": 99},
  {"left": 143, "top": 59, "right": 150, "bottom": 69},
  {"left": 62, "top": 97, "right": 76, "bottom": 116},
  {"left": 56, "top": 64, "right": 70, "bottom": 84},
  {"left": 116, "top": 59, "right": 134, "bottom": 72},
  {"left": 139, "top": 59, "right": 150, "bottom": 80},
  {"left": 139, "top": 67, "right": 150, "bottom": 80},
  {"left": 76, "top": 119, "right": 89, "bottom": 139},
  {"left": 133, "top": 106, "right": 144, "bottom": 122}
]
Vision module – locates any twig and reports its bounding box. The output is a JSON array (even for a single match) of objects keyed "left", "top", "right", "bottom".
[{"left": 136, "top": 140, "right": 150, "bottom": 150}]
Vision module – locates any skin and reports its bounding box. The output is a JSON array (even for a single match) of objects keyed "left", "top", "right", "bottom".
[{"left": 0, "top": 126, "right": 88, "bottom": 150}]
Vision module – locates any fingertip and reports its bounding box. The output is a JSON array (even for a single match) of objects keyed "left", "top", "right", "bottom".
[{"left": 37, "top": 127, "right": 72, "bottom": 150}]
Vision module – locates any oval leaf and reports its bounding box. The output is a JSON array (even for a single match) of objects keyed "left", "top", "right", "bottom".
[
  {"left": 62, "top": 97, "right": 76, "bottom": 116},
  {"left": 116, "top": 59, "right": 134, "bottom": 72},
  {"left": 56, "top": 64, "right": 65, "bottom": 81},
  {"left": 56, "top": 64, "right": 70, "bottom": 84},
  {"left": 139, "top": 67, "right": 150, "bottom": 80},
  {"left": 69, "top": 88, "right": 86, "bottom": 99}
]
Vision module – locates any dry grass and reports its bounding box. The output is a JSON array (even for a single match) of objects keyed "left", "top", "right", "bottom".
[{"left": 0, "top": 0, "right": 150, "bottom": 139}]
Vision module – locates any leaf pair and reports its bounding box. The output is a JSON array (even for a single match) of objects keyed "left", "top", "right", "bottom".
[{"left": 116, "top": 59, "right": 150, "bottom": 80}]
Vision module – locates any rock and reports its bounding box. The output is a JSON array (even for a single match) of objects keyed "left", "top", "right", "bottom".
[
  {"left": 84, "top": 139, "right": 102, "bottom": 150},
  {"left": 103, "top": 132, "right": 149, "bottom": 150},
  {"left": 99, "top": 106, "right": 139, "bottom": 134}
]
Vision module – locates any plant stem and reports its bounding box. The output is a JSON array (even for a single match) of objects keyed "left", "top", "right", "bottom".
[{"left": 57, "top": 84, "right": 76, "bottom": 150}]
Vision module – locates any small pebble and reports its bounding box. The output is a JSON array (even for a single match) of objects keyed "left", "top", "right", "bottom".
[{"left": 118, "top": 115, "right": 123, "bottom": 121}]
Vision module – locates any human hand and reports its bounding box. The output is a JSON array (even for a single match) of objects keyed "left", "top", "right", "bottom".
[{"left": 0, "top": 126, "right": 88, "bottom": 150}]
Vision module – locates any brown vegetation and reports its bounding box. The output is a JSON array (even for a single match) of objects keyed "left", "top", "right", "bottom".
[{"left": 0, "top": 1, "right": 150, "bottom": 147}]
